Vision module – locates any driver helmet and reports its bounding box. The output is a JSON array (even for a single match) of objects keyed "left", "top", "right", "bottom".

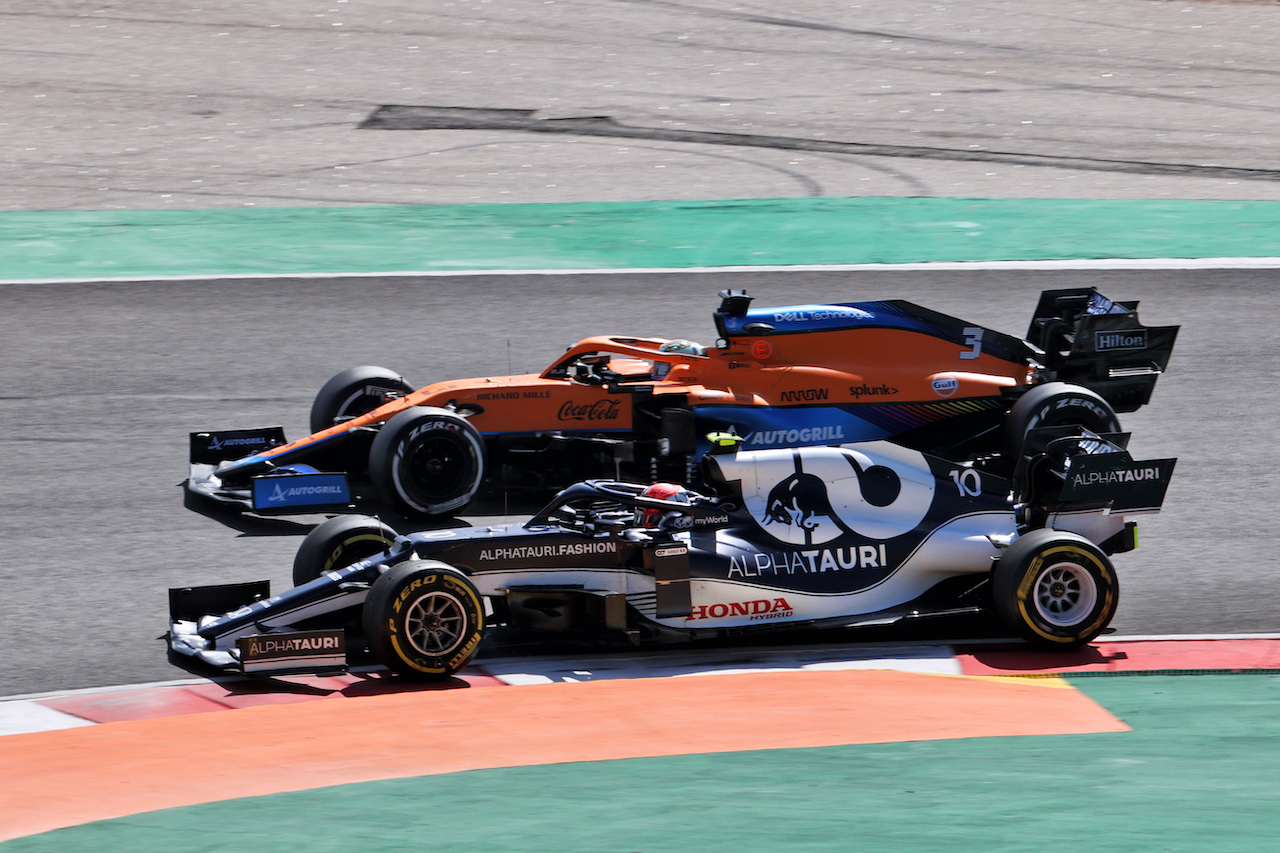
[
  {"left": 634, "top": 482, "right": 690, "bottom": 527},
  {"left": 659, "top": 339, "right": 706, "bottom": 357}
]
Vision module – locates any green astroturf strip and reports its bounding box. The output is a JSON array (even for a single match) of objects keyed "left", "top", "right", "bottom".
[
  {"left": 9, "top": 674, "right": 1280, "bottom": 853},
  {"left": 3, "top": 198, "right": 1280, "bottom": 280}
]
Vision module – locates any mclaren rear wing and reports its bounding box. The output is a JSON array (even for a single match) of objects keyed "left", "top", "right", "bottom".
[{"left": 1026, "top": 288, "right": 1179, "bottom": 413}]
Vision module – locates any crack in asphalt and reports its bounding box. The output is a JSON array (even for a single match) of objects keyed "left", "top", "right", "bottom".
[{"left": 361, "top": 105, "right": 1280, "bottom": 182}]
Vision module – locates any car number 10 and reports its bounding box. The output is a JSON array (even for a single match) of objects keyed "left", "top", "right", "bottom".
[{"left": 950, "top": 468, "right": 982, "bottom": 497}]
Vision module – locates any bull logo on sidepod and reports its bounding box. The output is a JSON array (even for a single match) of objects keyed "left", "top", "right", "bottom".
[{"left": 719, "top": 443, "right": 935, "bottom": 546}]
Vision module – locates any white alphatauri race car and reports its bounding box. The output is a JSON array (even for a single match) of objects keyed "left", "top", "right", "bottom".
[{"left": 167, "top": 428, "right": 1174, "bottom": 680}]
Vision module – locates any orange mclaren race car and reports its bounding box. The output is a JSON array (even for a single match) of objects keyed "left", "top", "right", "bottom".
[{"left": 186, "top": 288, "right": 1176, "bottom": 520}]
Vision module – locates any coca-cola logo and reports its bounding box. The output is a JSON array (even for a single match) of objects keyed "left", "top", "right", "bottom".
[{"left": 557, "top": 399, "right": 622, "bottom": 422}]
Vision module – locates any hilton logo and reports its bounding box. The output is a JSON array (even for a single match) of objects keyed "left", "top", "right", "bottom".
[{"left": 1095, "top": 330, "right": 1148, "bottom": 351}]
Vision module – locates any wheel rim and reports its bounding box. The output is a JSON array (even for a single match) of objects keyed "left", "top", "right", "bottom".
[
  {"left": 403, "top": 590, "right": 468, "bottom": 656},
  {"left": 1032, "top": 560, "right": 1098, "bottom": 627},
  {"left": 403, "top": 436, "right": 470, "bottom": 502}
]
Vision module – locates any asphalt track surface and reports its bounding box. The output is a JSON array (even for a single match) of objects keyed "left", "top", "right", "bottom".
[
  {"left": 6, "top": 0, "right": 1280, "bottom": 210},
  {"left": 0, "top": 264, "right": 1273, "bottom": 699}
]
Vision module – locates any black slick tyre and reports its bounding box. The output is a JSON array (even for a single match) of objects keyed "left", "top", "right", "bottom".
[
  {"left": 993, "top": 529, "right": 1119, "bottom": 649},
  {"left": 1005, "top": 381, "right": 1120, "bottom": 460},
  {"left": 363, "top": 561, "right": 486, "bottom": 679},
  {"left": 292, "top": 515, "right": 398, "bottom": 587},
  {"left": 310, "top": 366, "right": 413, "bottom": 434},
  {"left": 1007, "top": 381, "right": 1120, "bottom": 438},
  {"left": 368, "top": 407, "right": 486, "bottom": 519}
]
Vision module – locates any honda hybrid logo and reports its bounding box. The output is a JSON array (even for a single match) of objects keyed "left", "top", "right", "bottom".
[{"left": 687, "top": 598, "right": 793, "bottom": 622}]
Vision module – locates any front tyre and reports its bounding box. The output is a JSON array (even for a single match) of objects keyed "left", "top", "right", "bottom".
[
  {"left": 993, "top": 529, "right": 1118, "bottom": 649},
  {"left": 368, "top": 407, "right": 486, "bottom": 519},
  {"left": 310, "top": 366, "right": 413, "bottom": 434},
  {"left": 292, "top": 515, "right": 398, "bottom": 587},
  {"left": 363, "top": 561, "right": 486, "bottom": 679}
]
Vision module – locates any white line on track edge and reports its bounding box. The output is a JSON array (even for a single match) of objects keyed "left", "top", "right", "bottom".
[{"left": 4, "top": 257, "right": 1280, "bottom": 285}]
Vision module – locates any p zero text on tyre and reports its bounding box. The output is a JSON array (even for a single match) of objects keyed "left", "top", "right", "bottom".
[{"left": 363, "top": 561, "right": 486, "bottom": 679}]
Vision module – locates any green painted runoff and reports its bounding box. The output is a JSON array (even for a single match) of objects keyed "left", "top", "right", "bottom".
[{"left": 3, "top": 197, "right": 1280, "bottom": 280}]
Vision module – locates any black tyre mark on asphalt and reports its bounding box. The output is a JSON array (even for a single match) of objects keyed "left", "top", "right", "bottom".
[{"left": 362, "top": 105, "right": 1280, "bottom": 182}]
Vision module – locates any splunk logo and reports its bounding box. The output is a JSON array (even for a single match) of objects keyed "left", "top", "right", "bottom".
[{"left": 687, "top": 597, "right": 793, "bottom": 622}]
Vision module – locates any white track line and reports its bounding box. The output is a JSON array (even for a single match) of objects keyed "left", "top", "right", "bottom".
[{"left": 3, "top": 257, "right": 1280, "bottom": 286}]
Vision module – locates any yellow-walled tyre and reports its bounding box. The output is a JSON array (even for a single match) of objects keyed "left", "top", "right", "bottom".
[
  {"left": 363, "top": 561, "right": 485, "bottom": 680},
  {"left": 292, "top": 515, "right": 398, "bottom": 587},
  {"left": 993, "top": 529, "right": 1118, "bottom": 649}
]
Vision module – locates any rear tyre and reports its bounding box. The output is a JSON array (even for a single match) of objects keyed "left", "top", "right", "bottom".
[
  {"left": 1005, "top": 382, "right": 1120, "bottom": 458},
  {"left": 993, "top": 529, "right": 1118, "bottom": 649},
  {"left": 363, "top": 561, "right": 486, "bottom": 679},
  {"left": 293, "top": 515, "right": 398, "bottom": 587},
  {"left": 369, "top": 407, "right": 486, "bottom": 519},
  {"left": 310, "top": 366, "right": 413, "bottom": 434}
]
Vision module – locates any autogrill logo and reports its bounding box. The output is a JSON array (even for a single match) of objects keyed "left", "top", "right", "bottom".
[
  {"left": 210, "top": 435, "right": 270, "bottom": 450},
  {"left": 479, "top": 542, "right": 618, "bottom": 560},
  {"left": 1071, "top": 466, "right": 1164, "bottom": 487},
  {"left": 269, "top": 483, "right": 346, "bottom": 502},
  {"left": 745, "top": 425, "right": 845, "bottom": 446},
  {"left": 1095, "top": 330, "right": 1148, "bottom": 351}
]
